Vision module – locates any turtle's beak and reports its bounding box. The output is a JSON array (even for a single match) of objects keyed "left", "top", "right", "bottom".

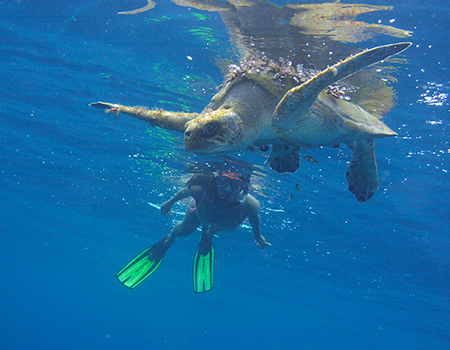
[
  {"left": 184, "top": 122, "right": 208, "bottom": 153},
  {"left": 184, "top": 136, "right": 196, "bottom": 152},
  {"left": 184, "top": 124, "right": 198, "bottom": 152},
  {"left": 183, "top": 112, "right": 241, "bottom": 154}
]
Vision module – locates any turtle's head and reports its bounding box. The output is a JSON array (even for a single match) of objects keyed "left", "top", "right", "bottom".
[{"left": 184, "top": 109, "right": 246, "bottom": 154}]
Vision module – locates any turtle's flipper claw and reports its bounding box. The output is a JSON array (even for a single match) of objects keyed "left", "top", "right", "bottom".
[
  {"left": 106, "top": 107, "right": 120, "bottom": 118},
  {"left": 89, "top": 102, "right": 121, "bottom": 118}
]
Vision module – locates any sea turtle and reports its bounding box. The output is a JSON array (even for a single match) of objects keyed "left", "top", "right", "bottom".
[{"left": 90, "top": 1, "right": 412, "bottom": 202}]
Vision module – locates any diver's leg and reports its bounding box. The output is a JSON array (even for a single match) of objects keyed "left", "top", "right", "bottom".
[
  {"left": 147, "top": 199, "right": 201, "bottom": 254},
  {"left": 116, "top": 199, "right": 201, "bottom": 289},
  {"left": 171, "top": 200, "right": 202, "bottom": 237},
  {"left": 135, "top": 198, "right": 200, "bottom": 262}
]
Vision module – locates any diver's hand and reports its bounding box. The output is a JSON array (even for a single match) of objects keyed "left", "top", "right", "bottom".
[
  {"left": 254, "top": 234, "right": 271, "bottom": 249},
  {"left": 160, "top": 200, "right": 173, "bottom": 215}
]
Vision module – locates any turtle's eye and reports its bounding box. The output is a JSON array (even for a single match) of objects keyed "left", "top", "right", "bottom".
[{"left": 203, "top": 121, "right": 219, "bottom": 137}]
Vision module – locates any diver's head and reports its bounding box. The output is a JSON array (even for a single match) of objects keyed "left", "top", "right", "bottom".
[{"left": 214, "top": 171, "right": 249, "bottom": 203}]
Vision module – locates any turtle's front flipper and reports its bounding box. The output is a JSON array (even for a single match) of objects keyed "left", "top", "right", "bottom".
[
  {"left": 345, "top": 139, "right": 379, "bottom": 203},
  {"left": 273, "top": 42, "right": 411, "bottom": 130},
  {"left": 89, "top": 102, "right": 199, "bottom": 133},
  {"left": 266, "top": 143, "right": 301, "bottom": 173}
]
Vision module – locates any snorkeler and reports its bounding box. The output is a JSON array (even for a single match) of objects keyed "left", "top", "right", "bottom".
[{"left": 116, "top": 168, "right": 270, "bottom": 293}]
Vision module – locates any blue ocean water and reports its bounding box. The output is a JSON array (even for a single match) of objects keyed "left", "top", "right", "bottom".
[{"left": 1, "top": 0, "right": 449, "bottom": 349}]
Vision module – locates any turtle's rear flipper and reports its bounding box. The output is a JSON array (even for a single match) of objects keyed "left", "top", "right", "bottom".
[
  {"left": 267, "top": 143, "right": 301, "bottom": 173},
  {"left": 345, "top": 139, "right": 379, "bottom": 203}
]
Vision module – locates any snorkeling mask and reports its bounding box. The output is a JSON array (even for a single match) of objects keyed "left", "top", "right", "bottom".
[{"left": 215, "top": 171, "right": 248, "bottom": 193}]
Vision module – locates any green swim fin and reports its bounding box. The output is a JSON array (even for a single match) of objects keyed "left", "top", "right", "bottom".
[
  {"left": 193, "top": 235, "right": 214, "bottom": 293},
  {"left": 116, "top": 245, "right": 165, "bottom": 289}
]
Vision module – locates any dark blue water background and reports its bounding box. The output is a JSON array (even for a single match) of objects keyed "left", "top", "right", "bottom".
[{"left": 1, "top": 0, "right": 449, "bottom": 349}]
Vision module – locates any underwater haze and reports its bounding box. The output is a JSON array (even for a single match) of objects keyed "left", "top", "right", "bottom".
[{"left": 1, "top": 0, "right": 449, "bottom": 349}]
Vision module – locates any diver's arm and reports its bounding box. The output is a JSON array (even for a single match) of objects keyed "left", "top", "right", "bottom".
[
  {"left": 160, "top": 187, "right": 193, "bottom": 215},
  {"left": 246, "top": 195, "right": 271, "bottom": 249},
  {"left": 160, "top": 184, "right": 205, "bottom": 215}
]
